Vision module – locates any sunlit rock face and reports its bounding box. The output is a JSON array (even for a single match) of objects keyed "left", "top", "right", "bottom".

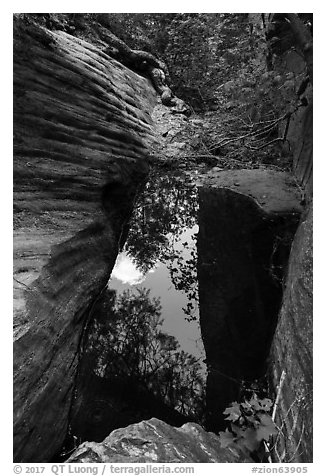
[
  {"left": 66, "top": 418, "right": 253, "bottom": 463},
  {"left": 13, "top": 18, "right": 156, "bottom": 462}
]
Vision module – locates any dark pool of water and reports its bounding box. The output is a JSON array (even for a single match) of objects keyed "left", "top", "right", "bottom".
[
  {"left": 59, "top": 168, "right": 295, "bottom": 456},
  {"left": 108, "top": 171, "right": 206, "bottom": 373}
]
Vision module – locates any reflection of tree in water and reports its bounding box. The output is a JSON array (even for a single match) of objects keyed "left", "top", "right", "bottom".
[
  {"left": 89, "top": 287, "right": 205, "bottom": 422},
  {"left": 169, "top": 236, "right": 199, "bottom": 321},
  {"left": 125, "top": 172, "right": 199, "bottom": 321}
]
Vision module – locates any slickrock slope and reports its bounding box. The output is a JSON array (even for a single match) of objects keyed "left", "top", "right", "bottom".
[{"left": 13, "top": 19, "right": 156, "bottom": 462}]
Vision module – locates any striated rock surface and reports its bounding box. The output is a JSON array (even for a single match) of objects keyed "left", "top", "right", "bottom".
[
  {"left": 13, "top": 18, "right": 156, "bottom": 462},
  {"left": 270, "top": 203, "right": 313, "bottom": 462},
  {"left": 66, "top": 418, "right": 252, "bottom": 463}
]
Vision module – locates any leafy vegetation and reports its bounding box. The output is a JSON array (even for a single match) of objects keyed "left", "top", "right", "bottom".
[
  {"left": 219, "top": 395, "right": 278, "bottom": 460},
  {"left": 20, "top": 13, "right": 312, "bottom": 167},
  {"left": 125, "top": 173, "right": 197, "bottom": 272},
  {"left": 86, "top": 13, "right": 312, "bottom": 165}
]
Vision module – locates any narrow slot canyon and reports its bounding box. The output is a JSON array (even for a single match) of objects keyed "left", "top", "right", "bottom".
[{"left": 13, "top": 13, "right": 313, "bottom": 464}]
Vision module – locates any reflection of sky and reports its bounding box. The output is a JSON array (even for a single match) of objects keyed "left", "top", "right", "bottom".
[
  {"left": 108, "top": 225, "right": 206, "bottom": 372},
  {"left": 111, "top": 252, "right": 155, "bottom": 285}
]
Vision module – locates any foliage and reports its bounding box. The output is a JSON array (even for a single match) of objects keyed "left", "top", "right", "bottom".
[
  {"left": 168, "top": 234, "right": 199, "bottom": 322},
  {"left": 86, "top": 287, "right": 205, "bottom": 422},
  {"left": 99, "top": 13, "right": 252, "bottom": 110},
  {"left": 114, "top": 14, "right": 311, "bottom": 162},
  {"left": 85, "top": 13, "right": 311, "bottom": 164},
  {"left": 219, "top": 395, "right": 278, "bottom": 459},
  {"left": 124, "top": 172, "right": 199, "bottom": 321},
  {"left": 22, "top": 13, "right": 312, "bottom": 164},
  {"left": 125, "top": 172, "right": 197, "bottom": 271}
]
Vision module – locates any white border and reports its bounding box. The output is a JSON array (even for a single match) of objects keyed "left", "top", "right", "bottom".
[{"left": 4, "top": 4, "right": 324, "bottom": 473}]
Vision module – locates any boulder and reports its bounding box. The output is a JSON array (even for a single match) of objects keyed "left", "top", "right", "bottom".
[{"left": 66, "top": 418, "right": 252, "bottom": 463}]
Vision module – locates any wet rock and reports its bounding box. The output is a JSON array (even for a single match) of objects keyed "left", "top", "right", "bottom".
[
  {"left": 13, "top": 18, "right": 156, "bottom": 462},
  {"left": 66, "top": 418, "right": 253, "bottom": 463}
]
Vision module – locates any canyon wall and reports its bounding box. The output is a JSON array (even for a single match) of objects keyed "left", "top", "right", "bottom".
[
  {"left": 13, "top": 15, "right": 313, "bottom": 464},
  {"left": 270, "top": 97, "right": 313, "bottom": 463},
  {"left": 13, "top": 18, "right": 156, "bottom": 462},
  {"left": 270, "top": 203, "right": 313, "bottom": 462},
  {"left": 269, "top": 20, "right": 313, "bottom": 461}
]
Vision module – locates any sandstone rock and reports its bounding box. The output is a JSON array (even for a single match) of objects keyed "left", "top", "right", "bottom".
[
  {"left": 66, "top": 418, "right": 252, "bottom": 463},
  {"left": 197, "top": 169, "right": 303, "bottom": 215},
  {"left": 13, "top": 18, "right": 156, "bottom": 462},
  {"left": 292, "top": 103, "right": 313, "bottom": 198},
  {"left": 271, "top": 203, "right": 313, "bottom": 462}
]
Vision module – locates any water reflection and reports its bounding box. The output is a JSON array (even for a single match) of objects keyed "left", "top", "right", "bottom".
[
  {"left": 110, "top": 172, "right": 203, "bottom": 360},
  {"left": 111, "top": 252, "right": 149, "bottom": 285},
  {"left": 124, "top": 172, "right": 198, "bottom": 275},
  {"left": 67, "top": 172, "right": 207, "bottom": 447},
  {"left": 91, "top": 287, "right": 205, "bottom": 422},
  {"left": 66, "top": 171, "right": 299, "bottom": 451}
]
